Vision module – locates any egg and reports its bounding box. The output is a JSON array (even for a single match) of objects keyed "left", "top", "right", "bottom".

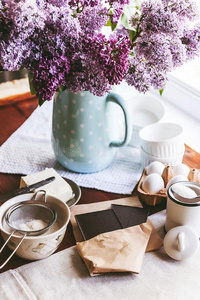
[
  {"left": 142, "top": 173, "right": 164, "bottom": 194},
  {"left": 146, "top": 161, "right": 165, "bottom": 176},
  {"left": 166, "top": 175, "right": 188, "bottom": 190},
  {"left": 173, "top": 163, "right": 190, "bottom": 177}
]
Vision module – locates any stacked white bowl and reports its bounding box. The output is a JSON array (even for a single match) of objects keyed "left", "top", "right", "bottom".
[
  {"left": 129, "top": 95, "right": 165, "bottom": 148},
  {"left": 139, "top": 122, "right": 185, "bottom": 168}
]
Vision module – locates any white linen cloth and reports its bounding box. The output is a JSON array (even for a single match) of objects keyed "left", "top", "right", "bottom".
[
  {"left": 0, "top": 210, "right": 200, "bottom": 300},
  {"left": 0, "top": 100, "right": 143, "bottom": 194}
]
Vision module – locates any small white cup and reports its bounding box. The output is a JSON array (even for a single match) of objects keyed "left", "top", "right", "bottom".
[
  {"left": 129, "top": 95, "right": 165, "bottom": 147},
  {"left": 139, "top": 122, "right": 184, "bottom": 157}
]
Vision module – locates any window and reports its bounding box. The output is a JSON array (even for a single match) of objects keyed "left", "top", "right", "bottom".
[
  {"left": 158, "top": 57, "right": 200, "bottom": 123},
  {"left": 170, "top": 57, "right": 200, "bottom": 95}
]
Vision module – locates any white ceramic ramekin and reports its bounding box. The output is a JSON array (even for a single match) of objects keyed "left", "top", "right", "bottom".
[
  {"left": 139, "top": 122, "right": 184, "bottom": 157},
  {"left": 129, "top": 95, "right": 165, "bottom": 148},
  {"left": 140, "top": 146, "right": 185, "bottom": 168}
]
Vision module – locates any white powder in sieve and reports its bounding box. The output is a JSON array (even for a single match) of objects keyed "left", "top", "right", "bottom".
[{"left": 19, "top": 219, "right": 48, "bottom": 231}]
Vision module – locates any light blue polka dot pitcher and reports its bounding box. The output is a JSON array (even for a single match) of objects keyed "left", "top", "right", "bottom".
[{"left": 52, "top": 90, "right": 132, "bottom": 173}]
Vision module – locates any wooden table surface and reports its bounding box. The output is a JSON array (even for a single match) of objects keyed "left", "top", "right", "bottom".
[{"left": 0, "top": 92, "right": 200, "bottom": 274}]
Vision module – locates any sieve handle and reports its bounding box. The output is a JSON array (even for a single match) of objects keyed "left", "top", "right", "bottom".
[
  {"left": 0, "top": 231, "right": 27, "bottom": 269},
  {"left": 32, "top": 190, "right": 47, "bottom": 203}
]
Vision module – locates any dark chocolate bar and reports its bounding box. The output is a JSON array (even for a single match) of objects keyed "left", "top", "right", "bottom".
[{"left": 75, "top": 205, "right": 149, "bottom": 240}]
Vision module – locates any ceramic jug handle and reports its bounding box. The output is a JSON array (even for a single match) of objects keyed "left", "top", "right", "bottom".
[{"left": 106, "top": 93, "right": 132, "bottom": 147}]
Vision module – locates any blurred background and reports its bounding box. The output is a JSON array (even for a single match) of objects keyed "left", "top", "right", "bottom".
[{"left": 0, "top": 70, "right": 28, "bottom": 83}]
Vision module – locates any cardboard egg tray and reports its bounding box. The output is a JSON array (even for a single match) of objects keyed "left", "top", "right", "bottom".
[{"left": 137, "top": 166, "right": 200, "bottom": 206}]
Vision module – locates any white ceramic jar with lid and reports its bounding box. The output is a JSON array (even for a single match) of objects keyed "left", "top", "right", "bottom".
[
  {"left": 165, "top": 181, "right": 200, "bottom": 236},
  {"left": 164, "top": 181, "right": 200, "bottom": 260}
]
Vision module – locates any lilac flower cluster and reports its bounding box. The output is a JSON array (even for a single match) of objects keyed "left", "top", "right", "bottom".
[
  {"left": 68, "top": 0, "right": 100, "bottom": 8},
  {"left": 101, "top": 34, "right": 130, "bottom": 85},
  {"left": 162, "top": 0, "right": 199, "bottom": 20},
  {"left": 182, "top": 24, "right": 200, "bottom": 59},
  {"left": 33, "top": 56, "right": 70, "bottom": 101},
  {"left": 0, "top": 0, "right": 46, "bottom": 70},
  {"left": 0, "top": 0, "right": 200, "bottom": 101},
  {"left": 64, "top": 32, "right": 130, "bottom": 96},
  {"left": 126, "top": 0, "right": 200, "bottom": 92},
  {"left": 78, "top": 5, "right": 108, "bottom": 34}
]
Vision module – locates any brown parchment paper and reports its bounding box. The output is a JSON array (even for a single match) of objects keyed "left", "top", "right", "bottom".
[
  {"left": 76, "top": 221, "right": 153, "bottom": 276},
  {"left": 70, "top": 195, "right": 163, "bottom": 252}
]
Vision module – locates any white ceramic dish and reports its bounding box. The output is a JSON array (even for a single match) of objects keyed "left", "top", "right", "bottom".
[
  {"left": 140, "top": 146, "right": 185, "bottom": 168},
  {"left": 0, "top": 193, "right": 70, "bottom": 262},
  {"left": 129, "top": 95, "right": 165, "bottom": 147},
  {"left": 139, "top": 122, "right": 184, "bottom": 157},
  {"left": 64, "top": 178, "right": 81, "bottom": 208}
]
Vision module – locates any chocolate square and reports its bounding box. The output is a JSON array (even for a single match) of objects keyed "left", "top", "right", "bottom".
[
  {"left": 111, "top": 204, "right": 149, "bottom": 228},
  {"left": 75, "top": 209, "right": 122, "bottom": 240}
]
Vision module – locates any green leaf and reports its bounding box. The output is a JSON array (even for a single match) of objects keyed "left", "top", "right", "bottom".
[
  {"left": 121, "top": 13, "right": 129, "bottom": 29},
  {"left": 106, "top": 17, "right": 117, "bottom": 31},
  {"left": 129, "top": 30, "right": 136, "bottom": 41},
  {"left": 28, "top": 72, "right": 37, "bottom": 95},
  {"left": 111, "top": 22, "right": 117, "bottom": 31},
  {"left": 121, "top": 10, "right": 133, "bottom": 30},
  {"left": 38, "top": 98, "right": 46, "bottom": 106},
  {"left": 57, "top": 86, "right": 66, "bottom": 93},
  {"left": 106, "top": 18, "right": 112, "bottom": 27},
  {"left": 159, "top": 88, "right": 164, "bottom": 96}
]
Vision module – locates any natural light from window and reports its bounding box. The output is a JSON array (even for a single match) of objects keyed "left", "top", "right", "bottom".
[{"left": 170, "top": 57, "right": 200, "bottom": 93}]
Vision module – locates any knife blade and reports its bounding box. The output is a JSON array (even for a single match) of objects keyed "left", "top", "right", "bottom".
[{"left": 0, "top": 176, "right": 55, "bottom": 203}]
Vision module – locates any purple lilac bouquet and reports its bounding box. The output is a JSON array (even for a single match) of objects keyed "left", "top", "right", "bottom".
[{"left": 0, "top": 0, "right": 200, "bottom": 103}]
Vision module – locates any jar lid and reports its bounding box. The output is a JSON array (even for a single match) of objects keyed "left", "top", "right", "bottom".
[{"left": 163, "top": 226, "right": 199, "bottom": 260}]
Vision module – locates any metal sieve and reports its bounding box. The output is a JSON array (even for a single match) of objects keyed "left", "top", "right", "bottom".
[{"left": 0, "top": 190, "right": 57, "bottom": 269}]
